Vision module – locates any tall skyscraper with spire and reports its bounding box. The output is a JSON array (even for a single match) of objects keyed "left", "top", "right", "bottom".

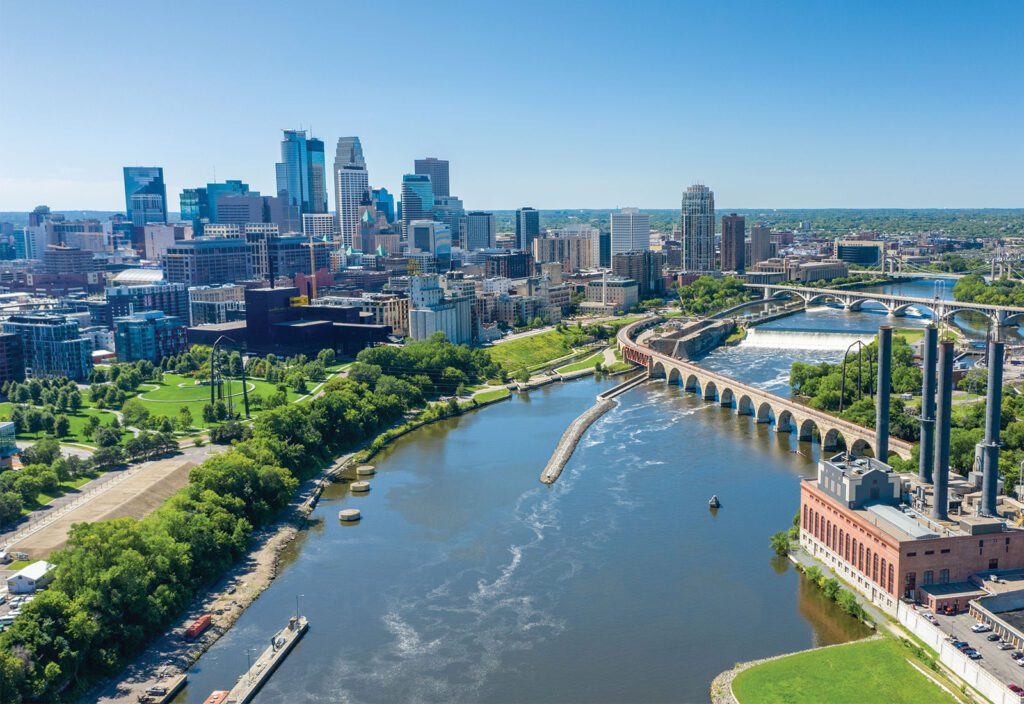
[
  {"left": 276, "top": 129, "right": 327, "bottom": 215},
  {"left": 681, "top": 184, "right": 715, "bottom": 272},
  {"left": 333, "top": 137, "right": 369, "bottom": 248}
]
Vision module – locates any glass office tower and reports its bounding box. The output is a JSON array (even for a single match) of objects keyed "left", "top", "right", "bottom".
[
  {"left": 275, "top": 130, "right": 327, "bottom": 215},
  {"left": 123, "top": 166, "right": 167, "bottom": 226}
]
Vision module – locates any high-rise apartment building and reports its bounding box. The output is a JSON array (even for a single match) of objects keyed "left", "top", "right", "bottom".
[
  {"left": 681, "top": 184, "right": 715, "bottom": 271},
  {"left": 750, "top": 223, "right": 772, "bottom": 266},
  {"left": 162, "top": 238, "right": 250, "bottom": 286},
  {"left": 106, "top": 280, "right": 190, "bottom": 326},
  {"left": 612, "top": 250, "right": 664, "bottom": 297},
  {"left": 113, "top": 310, "right": 188, "bottom": 363},
  {"left": 333, "top": 137, "right": 369, "bottom": 248},
  {"left": 2, "top": 314, "right": 92, "bottom": 381},
  {"left": 515, "top": 207, "right": 540, "bottom": 252},
  {"left": 720, "top": 213, "right": 746, "bottom": 272},
  {"left": 610, "top": 208, "right": 650, "bottom": 256},
  {"left": 303, "top": 214, "right": 337, "bottom": 242},
  {"left": 414, "top": 158, "right": 450, "bottom": 198},
  {"left": 123, "top": 167, "right": 167, "bottom": 226},
  {"left": 401, "top": 174, "right": 435, "bottom": 238},
  {"left": 465, "top": 212, "right": 496, "bottom": 251},
  {"left": 276, "top": 130, "right": 327, "bottom": 215}
]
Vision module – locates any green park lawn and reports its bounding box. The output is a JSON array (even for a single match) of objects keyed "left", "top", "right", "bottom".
[
  {"left": 894, "top": 327, "right": 926, "bottom": 344},
  {"left": 488, "top": 330, "right": 577, "bottom": 372},
  {"left": 473, "top": 387, "right": 511, "bottom": 404},
  {"left": 0, "top": 402, "right": 120, "bottom": 446},
  {"left": 731, "top": 638, "right": 957, "bottom": 704},
  {"left": 556, "top": 351, "right": 605, "bottom": 374},
  {"left": 133, "top": 373, "right": 303, "bottom": 428}
]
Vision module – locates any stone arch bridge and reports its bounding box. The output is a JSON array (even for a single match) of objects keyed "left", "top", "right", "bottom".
[
  {"left": 749, "top": 284, "right": 1024, "bottom": 328},
  {"left": 619, "top": 319, "right": 913, "bottom": 459}
]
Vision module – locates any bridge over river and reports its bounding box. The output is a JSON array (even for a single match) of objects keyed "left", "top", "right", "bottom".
[
  {"left": 618, "top": 319, "right": 913, "bottom": 460},
  {"left": 748, "top": 283, "right": 1024, "bottom": 328}
]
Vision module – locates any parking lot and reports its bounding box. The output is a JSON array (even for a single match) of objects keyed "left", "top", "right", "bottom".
[{"left": 929, "top": 610, "right": 1024, "bottom": 690}]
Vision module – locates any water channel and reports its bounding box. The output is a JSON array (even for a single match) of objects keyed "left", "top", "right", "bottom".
[{"left": 180, "top": 277, "right": 990, "bottom": 703}]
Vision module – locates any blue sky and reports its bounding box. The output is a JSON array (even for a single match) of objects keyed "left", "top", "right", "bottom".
[{"left": 0, "top": 0, "right": 1021, "bottom": 211}]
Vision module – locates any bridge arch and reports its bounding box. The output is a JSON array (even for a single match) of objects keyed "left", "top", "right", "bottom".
[
  {"left": 667, "top": 367, "right": 682, "bottom": 386},
  {"left": 651, "top": 361, "right": 666, "bottom": 379},
  {"left": 776, "top": 409, "right": 794, "bottom": 433},
  {"left": 891, "top": 301, "right": 938, "bottom": 319},
  {"left": 720, "top": 387, "right": 735, "bottom": 408},
  {"left": 851, "top": 438, "right": 874, "bottom": 457},
  {"left": 805, "top": 293, "right": 846, "bottom": 308},
  {"left": 798, "top": 418, "right": 820, "bottom": 442},
  {"left": 756, "top": 401, "right": 773, "bottom": 424},
  {"left": 823, "top": 428, "right": 848, "bottom": 452},
  {"left": 684, "top": 373, "right": 699, "bottom": 392},
  {"left": 703, "top": 380, "right": 719, "bottom": 401},
  {"left": 737, "top": 394, "right": 754, "bottom": 416}
]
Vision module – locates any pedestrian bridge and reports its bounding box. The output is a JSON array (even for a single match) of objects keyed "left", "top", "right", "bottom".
[
  {"left": 618, "top": 319, "right": 913, "bottom": 459},
  {"left": 748, "top": 283, "right": 1024, "bottom": 328}
]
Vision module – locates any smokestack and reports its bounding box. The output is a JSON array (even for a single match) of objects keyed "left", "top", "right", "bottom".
[
  {"left": 980, "top": 339, "right": 1005, "bottom": 517},
  {"left": 932, "top": 340, "right": 954, "bottom": 521},
  {"left": 875, "top": 326, "right": 893, "bottom": 462},
  {"left": 918, "top": 325, "right": 938, "bottom": 483}
]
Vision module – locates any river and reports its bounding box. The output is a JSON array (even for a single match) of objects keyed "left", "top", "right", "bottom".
[{"left": 180, "top": 278, "right": 987, "bottom": 703}]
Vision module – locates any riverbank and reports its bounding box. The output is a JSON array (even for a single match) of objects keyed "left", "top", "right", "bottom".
[{"left": 91, "top": 382, "right": 537, "bottom": 702}]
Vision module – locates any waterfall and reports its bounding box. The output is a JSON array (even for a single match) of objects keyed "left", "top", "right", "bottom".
[{"left": 741, "top": 328, "right": 875, "bottom": 351}]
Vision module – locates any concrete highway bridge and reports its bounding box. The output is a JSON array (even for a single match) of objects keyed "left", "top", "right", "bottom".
[
  {"left": 748, "top": 283, "right": 1024, "bottom": 328},
  {"left": 618, "top": 319, "right": 913, "bottom": 460}
]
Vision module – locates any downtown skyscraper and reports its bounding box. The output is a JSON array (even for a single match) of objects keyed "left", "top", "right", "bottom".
[
  {"left": 123, "top": 167, "right": 167, "bottom": 226},
  {"left": 276, "top": 130, "right": 327, "bottom": 215},
  {"left": 720, "top": 213, "right": 745, "bottom": 272},
  {"left": 515, "top": 207, "right": 540, "bottom": 251},
  {"left": 610, "top": 207, "right": 650, "bottom": 256},
  {"left": 681, "top": 184, "right": 715, "bottom": 272},
  {"left": 414, "top": 157, "right": 450, "bottom": 198},
  {"left": 333, "top": 137, "right": 369, "bottom": 248},
  {"left": 401, "top": 174, "right": 434, "bottom": 239}
]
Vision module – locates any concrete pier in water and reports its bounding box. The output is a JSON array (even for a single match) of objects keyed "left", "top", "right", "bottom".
[{"left": 224, "top": 616, "right": 308, "bottom": 703}]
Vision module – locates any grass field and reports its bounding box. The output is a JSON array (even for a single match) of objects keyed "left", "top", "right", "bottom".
[
  {"left": 488, "top": 331, "right": 577, "bottom": 371},
  {"left": 473, "top": 388, "right": 511, "bottom": 403},
  {"left": 134, "top": 373, "right": 302, "bottom": 428},
  {"left": 556, "top": 351, "right": 605, "bottom": 374},
  {"left": 731, "top": 638, "right": 957, "bottom": 704},
  {"left": 0, "top": 402, "right": 122, "bottom": 446},
  {"left": 894, "top": 327, "right": 926, "bottom": 343},
  {"left": 22, "top": 473, "right": 106, "bottom": 513}
]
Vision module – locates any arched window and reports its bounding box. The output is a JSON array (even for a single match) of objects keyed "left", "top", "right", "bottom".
[
  {"left": 881, "top": 558, "right": 887, "bottom": 591},
  {"left": 888, "top": 563, "right": 895, "bottom": 594}
]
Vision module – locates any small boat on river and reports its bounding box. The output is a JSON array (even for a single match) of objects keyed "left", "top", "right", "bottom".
[{"left": 708, "top": 495, "right": 721, "bottom": 509}]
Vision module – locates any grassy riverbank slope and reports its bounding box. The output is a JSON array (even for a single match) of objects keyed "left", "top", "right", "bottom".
[{"left": 731, "top": 638, "right": 958, "bottom": 704}]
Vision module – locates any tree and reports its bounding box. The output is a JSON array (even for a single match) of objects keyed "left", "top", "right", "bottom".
[
  {"left": 54, "top": 415, "right": 71, "bottom": 439},
  {"left": 120, "top": 398, "right": 150, "bottom": 428},
  {"left": 202, "top": 403, "right": 216, "bottom": 425},
  {"left": 213, "top": 400, "right": 228, "bottom": 422},
  {"left": 20, "top": 437, "right": 61, "bottom": 466},
  {"left": 515, "top": 367, "right": 531, "bottom": 383},
  {"left": 82, "top": 415, "right": 102, "bottom": 440},
  {"left": 175, "top": 407, "right": 194, "bottom": 433},
  {"left": 770, "top": 531, "right": 790, "bottom": 556},
  {"left": 158, "top": 417, "right": 174, "bottom": 434},
  {"left": 94, "top": 426, "right": 122, "bottom": 448}
]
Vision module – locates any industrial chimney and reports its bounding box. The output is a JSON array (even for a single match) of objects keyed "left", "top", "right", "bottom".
[
  {"left": 980, "top": 339, "right": 1005, "bottom": 517},
  {"left": 918, "top": 325, "right": 938, "bottom": 484},
  {"left": 875, "top": 326, "right": 893, "bottom": 462},
  {"left": 932, "top": 340, "right": 954, "bottom": 521}
]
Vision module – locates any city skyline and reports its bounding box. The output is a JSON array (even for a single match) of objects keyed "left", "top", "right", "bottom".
[{"left": 1, "top": 1, "right": 1022, "bottom": 211}]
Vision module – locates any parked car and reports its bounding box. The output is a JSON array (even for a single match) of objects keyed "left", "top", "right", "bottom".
[
  {"left": 999, "top": 642, "right": 1014, "bottom": 650},
  {"left": 1008, "top": 683, "right": 1024, "bottom": 695},
  {"left": 926, "top": 615, "right": 939, "bottom": 625},
  {"left": 988, "top": 633, "right": 1002, "bottom": 642},
  {"left": 972, "top": 623, "right": 992, "bottom": 633},
  {"left": 957, "top": 643, "right": 973, "bottom": 652},
  {"left": 966, "top": 650, "right": 983, "bottom": 660},
  {"left": 1010, "top": 650, "right": 1023, "bottom": 660},
  {"left": 952, "top": 640, "right": 968, "bottom": 649}
]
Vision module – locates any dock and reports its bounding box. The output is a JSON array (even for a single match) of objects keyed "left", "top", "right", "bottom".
[
  {"left": 139, "top": 674, "right": 187, "bottom": 703},
  {"left": 224, "top": 616, "right": 308, "bottom": 703}
]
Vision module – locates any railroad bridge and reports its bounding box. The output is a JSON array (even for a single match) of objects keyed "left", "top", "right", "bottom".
[
  {"left": 618, "top": 319, "right": 913, "bottom": 460},
  {"left": 748, "top": 284, "right": 1024, "bottom": 328}
]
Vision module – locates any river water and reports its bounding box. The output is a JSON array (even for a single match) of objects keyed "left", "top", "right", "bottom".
[{"left": 179, "top": 278, "right": 993, "bottom": 703}]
